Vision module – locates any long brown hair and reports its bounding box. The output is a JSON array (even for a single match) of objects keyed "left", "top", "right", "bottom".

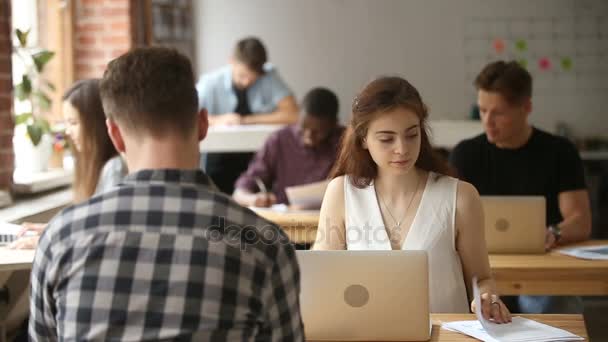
[
  {"left": 331, "top": 76, "right": 452, "bottom": 187},
  {"left": 63, "top": 79, "right": 118, "bottom": 202}
]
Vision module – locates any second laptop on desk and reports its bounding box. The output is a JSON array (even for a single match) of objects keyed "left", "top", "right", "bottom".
[{"left": 482, "top": 196, "right": 546, "bottom": 254}]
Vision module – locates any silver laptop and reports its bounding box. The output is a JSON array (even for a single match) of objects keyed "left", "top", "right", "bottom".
[
  {"left": 296, "top": 250, "right": 431, "bottom": 341},
  {"left": 481, "top": 196, "right": 546, "bottom": 254}
]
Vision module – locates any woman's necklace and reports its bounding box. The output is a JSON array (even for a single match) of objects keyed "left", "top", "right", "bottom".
[{"left": 377, "top": 173, "right": 421, "bottom": 230}]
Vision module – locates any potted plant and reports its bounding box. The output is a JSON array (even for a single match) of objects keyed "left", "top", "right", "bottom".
[{"left": 12, "top": 28, "right": 56, "bottom": 173}]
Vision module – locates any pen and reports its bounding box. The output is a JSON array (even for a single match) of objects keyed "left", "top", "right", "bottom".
[{"left": 254, "top": 177, "right": 268, "bottom": 194}]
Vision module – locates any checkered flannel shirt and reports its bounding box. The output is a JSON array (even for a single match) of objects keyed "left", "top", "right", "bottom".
[{"left": 29, "top": 169, "right": 304, "bottom": 341}]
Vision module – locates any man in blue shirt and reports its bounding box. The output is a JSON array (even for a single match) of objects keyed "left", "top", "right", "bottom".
[{"left": 196, "top": 37, "right": 299, "bottom": 194}]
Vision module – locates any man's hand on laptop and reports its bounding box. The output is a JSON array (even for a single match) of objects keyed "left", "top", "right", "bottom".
[{"left": 471, "top": 292, "right": 512, "bottom": 324}]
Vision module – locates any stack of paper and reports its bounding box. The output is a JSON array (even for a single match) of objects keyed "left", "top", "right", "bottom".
[
  {"left": 558, "top": 245, "right": 608, "bottom": 260},
  {"left": 442, "top": 277, "right": 583, "bottom": 341},
  {"left": 443, "top": 317, "right": 584, "bottom": 342}
]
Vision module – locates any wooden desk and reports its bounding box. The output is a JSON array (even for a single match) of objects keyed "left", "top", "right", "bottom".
[
  {"left": 0, "top": 247, "right": 35, "bottom": 340},
  {"left": 490, "top": 241, "right": 608, "bottom": 295},
  {"left": 0, "top": 248, "right": 35, "bottom": 273},
  {"left": 316, "top": 314, "right": 586, "bottom": 342},
  {"left": 0, "top": 249, "right": 591, "bottom": 340},
  {"left": 252, "top": 210, "right": 608, "bottom": 296},
  {"left": 251, "top": 209, "right": 319, "bottom": 245}
]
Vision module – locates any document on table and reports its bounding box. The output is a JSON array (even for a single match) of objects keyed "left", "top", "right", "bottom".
[
  {"left": 285, "top": 180, "right": 329, "bottom": 209},
  {"left": 558, "top": 245, "right": 608, "bottom": 260},
  {"left": 441, "top": 277, "right": 584, "bottom": 341}
]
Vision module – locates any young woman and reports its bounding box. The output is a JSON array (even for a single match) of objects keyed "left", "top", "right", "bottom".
[
  {"left": 10, "top": 79, "right": 126, "bottom": 249},
  {"left": 313, "top": 76, "right": 510, "bottom": 323}
]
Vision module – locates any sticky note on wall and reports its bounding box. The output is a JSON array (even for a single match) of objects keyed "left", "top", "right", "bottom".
[
  {"left": 561, "top": 57, "right": 573, "bottom": 70},
  {"left": 539, "top": 57, "right": 551, "bottom": 70},
  {"left": 493, "top": 38, "right": 505, "bottom": 53}
]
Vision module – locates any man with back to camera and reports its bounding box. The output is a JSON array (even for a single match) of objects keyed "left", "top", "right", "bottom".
[
  {"left": 450, "top": 60, "right": 591, "bottom": 313},
  {"left": 197, "top": 37, "right": 299, "bottom": 195},
  {"left": 29, "top": 47, "right": 304, "bottom": 341}
]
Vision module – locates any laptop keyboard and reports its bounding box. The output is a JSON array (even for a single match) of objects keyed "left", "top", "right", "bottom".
[{"left": 0, "top": 222, "right": 25, "bottom": 246}]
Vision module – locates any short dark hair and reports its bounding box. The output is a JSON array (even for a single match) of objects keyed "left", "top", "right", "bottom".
[
  {"left": 233, "top": 37, "right": 267, "bottom": 74},
  {"left": 474, "top": 60, "right": 532, "bottom": 105},
  {"left": 302, "top": 87, "right": 339, "bottom": 122},
  {"left": 100, "top": 47, "right": 198, "bottom": 136}
]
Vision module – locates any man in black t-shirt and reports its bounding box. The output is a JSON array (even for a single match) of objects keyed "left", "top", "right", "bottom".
[{"left": 450, "top": 61, "right": 592, "bottom": 313}]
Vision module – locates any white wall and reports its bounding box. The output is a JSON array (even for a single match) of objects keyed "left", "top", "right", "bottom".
[{"left": 194, "top": 0, "right": 608, "bottom": 137}]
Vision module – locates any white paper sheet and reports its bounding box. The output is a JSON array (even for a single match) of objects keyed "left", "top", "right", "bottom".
[
  {"left": 285, "top": 180, "right": 329, "bottom": 209},
  {"left": 441, "top": 278, "right": 584, "bottom": 341},
  {"left": 443, "top": 318, "right": 584, "bottom": 342},
  {"left": 558, "top": 245, "right": 608, "bottom": 260}
]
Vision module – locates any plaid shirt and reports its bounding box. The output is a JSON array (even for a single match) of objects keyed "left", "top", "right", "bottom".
[{"left": 30, "top": 169, "right": 304, "bottom": 341}]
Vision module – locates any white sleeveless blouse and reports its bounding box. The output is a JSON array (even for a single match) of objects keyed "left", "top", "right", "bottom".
[{"left": 344, "top": 172, "right": 469, "bottom": 313}]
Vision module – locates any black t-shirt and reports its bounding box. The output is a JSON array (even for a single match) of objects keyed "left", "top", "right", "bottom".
[
  {"left": 233, "top": 86, "right": 252, "bottom": 115},
  {"left": 204, "top": 85, "right": 254, "bottom": 195},
  {"left": 449, "top": 127, "right": 586, "bottom": 226}
]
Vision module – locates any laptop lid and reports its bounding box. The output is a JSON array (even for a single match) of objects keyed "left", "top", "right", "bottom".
[
  {"left": 481, "top": 196, "right": 546, "bottom": 254},
  {"left": 296, "top": 250, "right": 430, "bottom": 341}
]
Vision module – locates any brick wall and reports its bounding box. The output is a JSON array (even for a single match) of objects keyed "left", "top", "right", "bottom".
[
  {"left": 74, "top": 0, "right": 132, "bottom": 79},
  {"left": 0, "top": 0, "right": 14, "bottom": 190}
]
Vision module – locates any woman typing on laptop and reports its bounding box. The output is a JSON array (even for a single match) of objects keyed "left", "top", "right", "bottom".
[{"left": 313, "top": 76, "right": 511, "bottom": 323}]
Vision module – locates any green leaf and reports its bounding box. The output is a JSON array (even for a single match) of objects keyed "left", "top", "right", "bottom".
[
  {"left": 14, "top": 75, "right": 32, "bottom": 101},
  {"left": 32, "top": 51, "right": 55, "bottom": 72},
  {"left": 14, "top": 113, "right": 33, "bottom": 125},
  {"left": 15, "top": 29, "right": 30, "bottom": 47},
  {"left": 37, "top": 118, "right": 51, "bottom": 133},
  {"left": 34, "top": 91, "right": 52, "bottom": 111},
  {"left": 27, "top": 124, "right": 44, "bottom": 146}
]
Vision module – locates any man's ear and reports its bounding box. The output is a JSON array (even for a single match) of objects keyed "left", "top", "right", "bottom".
[
  {"left": 197, "top": 108, "right": 209, "bottom": 142},
  {"left": 106, "top": 119, "right": 126, "bottom": 153}
]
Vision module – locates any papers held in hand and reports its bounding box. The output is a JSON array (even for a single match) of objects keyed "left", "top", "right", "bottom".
[
  {"left": 285, "top": 180, "right": 330, "bottom": 210},
  {"left": 442, "top": 277, "right": 583, "bottom": 341}
]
